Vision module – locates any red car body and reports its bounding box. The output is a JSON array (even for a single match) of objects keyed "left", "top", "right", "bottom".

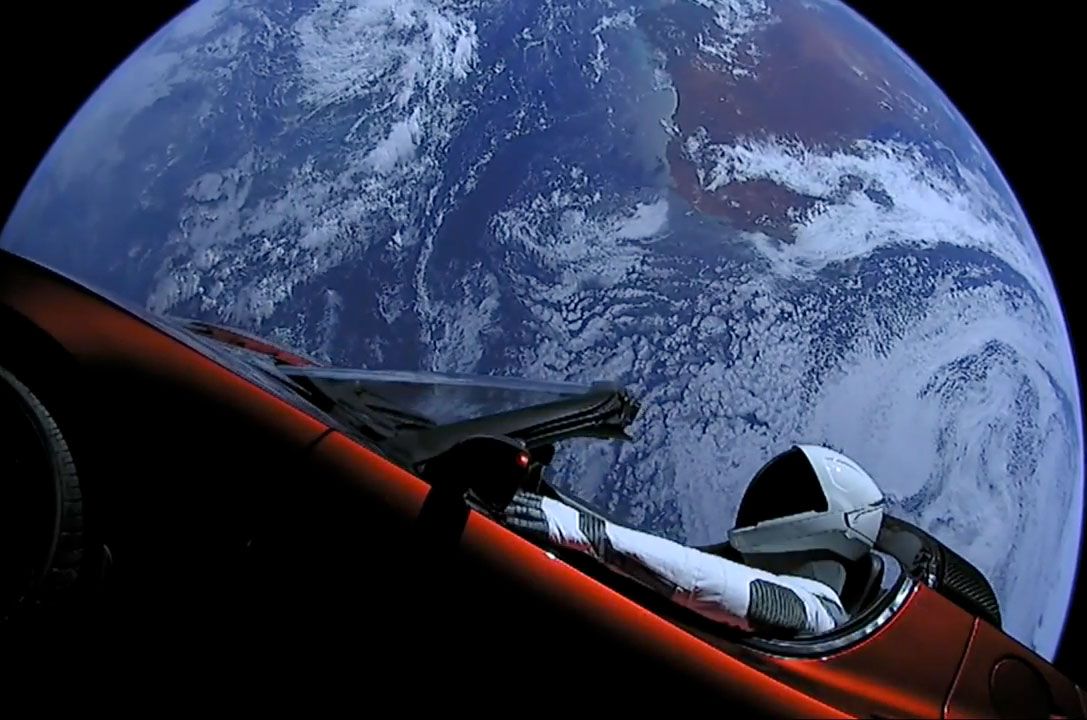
[{"left": 1, "top": 248, "right": 1083, "bottom": 717}]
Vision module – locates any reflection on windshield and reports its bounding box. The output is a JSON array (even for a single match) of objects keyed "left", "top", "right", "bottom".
[
  {"left": 286, "top": 367, "right": 596, "bottom": 393},
  {"left": 282, "top": 367, "right": 607, "bottom": 426}
]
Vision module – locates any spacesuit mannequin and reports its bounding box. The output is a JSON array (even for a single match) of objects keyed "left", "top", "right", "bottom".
[{"left": 503, "top": 445, "right": 885, "bottom": 637}]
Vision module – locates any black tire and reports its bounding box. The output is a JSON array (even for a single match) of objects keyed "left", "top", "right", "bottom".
[{"left": 0, "top": 363, "right": 85, "bottom": 621}]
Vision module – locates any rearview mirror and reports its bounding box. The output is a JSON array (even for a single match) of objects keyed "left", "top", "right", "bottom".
[{"left": 416, "top": 434, "right": 531, "bottom": 511}]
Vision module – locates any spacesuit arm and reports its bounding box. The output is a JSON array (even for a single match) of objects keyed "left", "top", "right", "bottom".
[
  {"left": 601, "top": 522, "right": 844, "bottom": 635},
  {"left": 502, "top": 492, "right": 844, "bottom": 636}
]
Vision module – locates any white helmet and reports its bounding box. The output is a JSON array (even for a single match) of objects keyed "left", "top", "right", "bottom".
[{"left": 727, "top": 445, "right": 884, "bottom": 562}]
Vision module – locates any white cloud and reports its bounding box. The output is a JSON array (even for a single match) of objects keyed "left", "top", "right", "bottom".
[
  {"left": 616, "top": 199, "right": 670, "bottom": 240},
  {"left": 293, "top": 0, "right": 479, "bottom": 111},
  {"left": 366, "top": 109, "right": 423, "bottom": 173},
  {"left": 686, "top": 133, "right": 1054, "bottom": 308},
  {"left": 491, "top": 189, "right": 669, "bottom": 303},
  {"left": 146, "top": 0, "right": 484, "bottom": 331},
  {"left": 686, "top": 0, "right": 778, "bottom": 76}
]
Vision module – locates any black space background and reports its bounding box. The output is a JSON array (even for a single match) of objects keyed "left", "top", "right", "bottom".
[{"left": 1, "top": 1, "right": 1082, "bottom": 688}]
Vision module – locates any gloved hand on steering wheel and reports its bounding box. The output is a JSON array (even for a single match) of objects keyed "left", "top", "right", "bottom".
[{"left": 502, "top": 491, "right": 611, "bottom": 560}]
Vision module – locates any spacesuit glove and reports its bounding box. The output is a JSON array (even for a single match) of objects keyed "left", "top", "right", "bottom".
[{"left": 503, "top": 491, "right": 608, "bottom": 557}]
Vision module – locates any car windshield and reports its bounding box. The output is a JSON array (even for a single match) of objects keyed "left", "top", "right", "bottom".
[
  {"left": 278, "top": 366, "right": 603, "bottom": 426},
  {"left": 160, "top": 314, "right": 640, "bottom": 473}
]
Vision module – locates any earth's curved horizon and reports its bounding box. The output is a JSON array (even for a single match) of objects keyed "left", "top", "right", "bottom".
[{"left": 2, "top": 0, "right": 1082, "bottom": 659}]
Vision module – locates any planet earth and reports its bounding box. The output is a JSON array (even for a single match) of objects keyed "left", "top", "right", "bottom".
[{"left": 2, "top": 0, "right": 1081, "bottom": 658}]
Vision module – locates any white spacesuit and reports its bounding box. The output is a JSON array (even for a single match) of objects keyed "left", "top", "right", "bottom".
[{"left": 503, "top": 444, "right": 885, "bottom": 637}]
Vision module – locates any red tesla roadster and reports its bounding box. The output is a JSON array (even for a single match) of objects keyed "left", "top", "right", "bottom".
[{"left": 1, "top": 248, "right": 1083, "bottom": 717}]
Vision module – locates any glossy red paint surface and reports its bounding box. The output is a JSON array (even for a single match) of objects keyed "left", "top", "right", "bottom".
[
  {"left": 720, "top": 584, "right": 977, "bottom": 719},
  {"left": 944, "top": 618, "right": 1083, "bottom": 719}
]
